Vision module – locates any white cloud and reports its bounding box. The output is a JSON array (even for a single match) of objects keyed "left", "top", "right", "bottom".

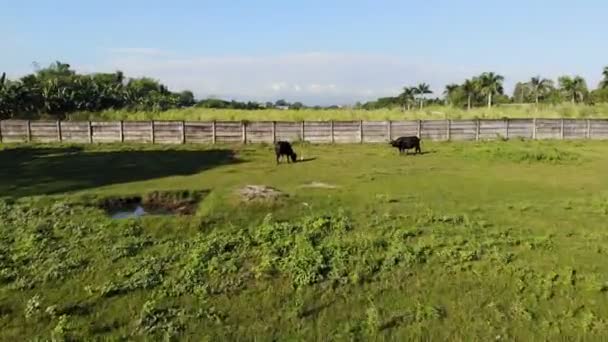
[
  {"left": 86, "top": 50, "right": 600, "bottom": 105},
  {"left": 106, "top": 48, "right": 172, "bottom": 57}
]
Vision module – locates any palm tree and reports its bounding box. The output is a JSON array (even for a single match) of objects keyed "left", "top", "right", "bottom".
[
  {"left": 478, "top": 72, "right": 504, "bottom": 108},
  {"left": 559, "top": 76, "right": 587, "bottom": 104},
  {"left": 601, "top": 66, "right": 608, "bottom": 89},
  {"left": 399, "top": 87, "right": 416, "bottom": 111},
  {"left": 443, "top": 84, "right": 459, "bottom": 106},
  {"left": 414, "top": 83, "right": 433, "bottom": 109},
  {"left": 462, "top": 79, "right": 478, "bottom": 110},
  {"left": 528, "top": 76, "right": 553, "bottom": 106}
]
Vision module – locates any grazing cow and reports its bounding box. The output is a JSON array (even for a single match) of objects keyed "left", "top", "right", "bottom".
[
  {"left": 390, "top": 136, "right": 422, "bottom": 155},
  {"left": 275, "top": 141, "right": 298, "bottom": 164}
]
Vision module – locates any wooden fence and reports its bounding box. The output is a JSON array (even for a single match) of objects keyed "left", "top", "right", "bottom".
[{"left": 1, "top": 119, "right": 608, "bottom": 144}]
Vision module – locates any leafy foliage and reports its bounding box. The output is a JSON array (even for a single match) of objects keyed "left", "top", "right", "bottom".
[{"left": 0, "top": 61, "right": 194, "bottom": 120}]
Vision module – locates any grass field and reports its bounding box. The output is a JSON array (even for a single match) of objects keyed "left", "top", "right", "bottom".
[
  {"left": 2, "top": 140, "right": 608, "bottom": 340},
  {"left": 67, "top": 103, "right": 608, "bottom": 122}
]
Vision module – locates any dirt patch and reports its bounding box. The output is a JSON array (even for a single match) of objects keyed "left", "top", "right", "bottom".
[
  {"left": 238, "top": 185, "right": 288, "bottom": 203},
  {"left": 299, "top": 182, "right": 339, "bottom": 189},
  {"left": 99, "top": 190, "right": 207, "bottom": 218}
]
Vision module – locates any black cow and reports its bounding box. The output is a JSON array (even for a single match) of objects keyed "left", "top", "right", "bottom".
[
  {"left": 390, "top": 136, "right": 421, "bottom": 155},
  {"left": 275, "top": 141, "right": 298, "bottom": 164}
]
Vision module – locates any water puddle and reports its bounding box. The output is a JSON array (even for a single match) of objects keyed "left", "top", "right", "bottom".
[
  {"left": 109, "top": 205, "right": 170, "bottom": 219},
  {"left": 98, "top": 190, "right": 207, "bottom": 219}
]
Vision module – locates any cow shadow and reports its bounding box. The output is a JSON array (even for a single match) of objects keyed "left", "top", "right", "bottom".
[
  {"left": 399, "top": 150, "right": 437, "bottom": 156},
  {"left": 0, "top": 145, "right": 240, "bottom": 198}
]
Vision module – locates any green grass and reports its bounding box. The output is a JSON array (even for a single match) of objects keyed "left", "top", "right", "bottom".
[
  {"left": 68, "top": 103, "right": 608, "bottom": 121},
  {"left": 2, "top": 140, "right": 608, "bottom": 340}
]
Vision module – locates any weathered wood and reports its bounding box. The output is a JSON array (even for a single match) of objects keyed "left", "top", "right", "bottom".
[
  {"left": 27, "top": 120, "right": 32, "bottom": 142},
  {"left": 181, "top": 121, "right": 186, "bottom": 144},
  {"left": 242, "top": 121, "right": 247, "bottom": 144},
  {"left": 5, "top": 119, "right": 608, "bottom": 145},
  {"left": 536, "top": 119, "right": 561, "bottom": 140},
  {"left": 359, "top": 120, "right": 363, "bottom": 143},
  {"left": 421, "top": 120, "right": 449, "bottom": 140}
]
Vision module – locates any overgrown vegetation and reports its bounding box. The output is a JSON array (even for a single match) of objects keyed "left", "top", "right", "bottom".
[
  {"left": 2, "top": 141, "right": 608, "bottom": 339},
  {"left": 2, "top": 63, "right": 608, "bottom": 120}
]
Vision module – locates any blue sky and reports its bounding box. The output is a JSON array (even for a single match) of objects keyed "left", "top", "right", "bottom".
[{"left": 2, "top": 0, "right": 607, "bottom": 104}]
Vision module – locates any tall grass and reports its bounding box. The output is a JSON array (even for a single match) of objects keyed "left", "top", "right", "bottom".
[{"left": 68, "top": 103, "right": 608, "bottom": 121}]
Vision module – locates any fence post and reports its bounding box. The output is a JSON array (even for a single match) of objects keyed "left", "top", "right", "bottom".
[
  {"left": 586, "top": 119, "right": 591, "bottom": 139},
  {"left": 475, "top": 119, "right": 480, "bottom": 141},
  {"left": 88, "top": 121, "right": 93, "bottom": 144},
  {"left": 387, "top": 120, "right": 392, "bottom": 141},
  {"left": 0, "top": 120, "right": 3, "bottom": 143},
  {"left": 505, "top": 118, "right": 510, "bottom": 140},
  {"left": 359, "top": 120, "right": 363, "bottom": 143},
  {"left": 417, "top": 120, "right": 422, "bottom": 139},
  {"left": 330, "top": 120, "right": 335, "bottom": 143},
  {"left": 150, "top": 121, "right": 155, "bottom": 144},
  {"left": 242, "top": 121, "right": 247, "bottom": 144},
  {"left": 119, "top": 121, "right": 124, "bottom": 142},
  {"left": 560, "top": 118, "right": 565, "bottom": 140},
  {"left": 181, "top": 121, "right": 186, "bottom": 144},
  {"left": 270, "top": 121, "right": 276, "bottom": 143},
  {"left": 56, "top": 120, "right": 62, "bottom": 142},
  {"left": 301, "top": 121, "right": 305, "bottom": 142},
  {"left": 532, "top": 118, "right": 537, "bottom": 140},
  {"left": 212, "top": 121, "right": 216, "bottom": 144},
  {"left": 446, "top": 119, "right": 451, "bottom": 141},
  {"left": 26, "top": 120, "right": 32, "bottom": 142}
]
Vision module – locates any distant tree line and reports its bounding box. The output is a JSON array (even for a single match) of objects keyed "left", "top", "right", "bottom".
[
  {"left": 3, "top": 62, "right": 608, "bottom": 119},
  {"left": 196, "top": 98, "right": 310, "bottom": 110},
  {"left": 0, "top": 61, "right": 198, "bottom": 120},
  {"left": 0, "top": 61, "right": 338, "bottom": 119},
  {"left": 363, "top": 67, "right": 608, "bottom": 110}
]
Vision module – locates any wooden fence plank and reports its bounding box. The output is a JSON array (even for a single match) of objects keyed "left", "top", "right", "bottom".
[
  {"left": 3, "top": 119, "right": 608, "bottom": 145},
  {"left": 57, "top": 121, "right": 62, "bottom": 142},
  {"left": 27, "top": 120, "right": 32, "bottom": 142}
]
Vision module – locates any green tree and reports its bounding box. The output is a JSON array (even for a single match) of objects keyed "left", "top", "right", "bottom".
[
  {"left": 558, "top": 76, "right": 587, "bottom": 104},
  {"left": 275, "top": 99, "right": 288, "bottom": 107},
  {"left": 601, "top": 66, "right": 608, "bottom": 89},
  {"left": 478, "top": 72, "right": 504, "bottom": 108},
  {"left": 414, "top": 83, "right": 433, "bottom": 109},
  {"left": 528, "top": 76, "right": 554, "bottom": 106},
  {"left": 462, "top": 79, "right": 478, "bottom": 110},
  {"left": 443, "top": 84, "right": 459, "bottom": 106},
  {"left": 513, "top": 82, "right": 531, "bottom": 103},
  {"left": 178, "top": 90, "right": 195, "bottom": 107},
  {"left": 399, "top": 87, "right": 416, "bottom": 111}
]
